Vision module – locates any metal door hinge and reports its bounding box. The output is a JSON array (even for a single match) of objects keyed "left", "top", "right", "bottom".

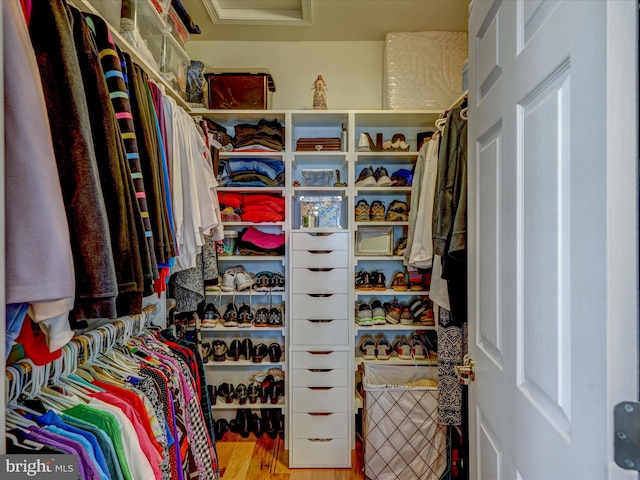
[{"left": 614, "top": 402, "right": 640, "bottom": 470}]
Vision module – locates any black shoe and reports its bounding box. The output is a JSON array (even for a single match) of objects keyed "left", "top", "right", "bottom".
[
  {"left": 241, "top": 338, "right": 253, "bottom": 361},
  {"left": 207, "top": 384, "right": 217, "bottom": 406},
  {"left": 204, "top": 303, "right": 220, "bottom": 321},
  {"left": 259, "top": 375, "right": 274, "bottom": 403},
  {"left": 235, "top": 409, "right": 251, "bottom": 438},
  {"left": 234, "top": 383, "right": 248, "bottom": 405},
  {"left": 237, "top": 303, "right": 254, "bottom": 328},
  {"left": 227, "top": 339, "right": 241, "bottom": 362},
  {"left": 201, "top": 341, "right": 213, "bottom": 363},
  {"left": 268, "top": 343, "right": 282, "bottom": 363},
  {"left": 247, "top": 382, "right": 260, "bottom": 404},
  {"left": 262, "top": 409, "right": 278, "bottom": 439},
  {"left": 215, "top": 418, "right": 228, "bottom": 441},
  {"left": 222, "top": 303, "right": 238, "bottom": 327},
  {"left": 211, "top": 339, "right": 228, "bottom": 362},
  {"left": 252, "top": 343, "right": 269, "bottom": 363},
  {"left": 254, "top": 307, "right": 270, "bottom": 327},
  {"left": 218, "top": 383, "right": 234, "bottom": 403},
  {"left": 249, "top": 412, "right": 263, "bottom": 438},
  {"left": 270, "top": 272, "right": 285, "bottom": 291},
  {"left": 271, "top": 379, "right": 284, "bottom": 404},
  {"left": 268, "top": 307, "right": 283, "bottom": 327}
]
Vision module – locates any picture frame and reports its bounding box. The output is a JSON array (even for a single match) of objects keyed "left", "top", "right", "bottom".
[{"left": 355, "top": 227, "right": 393, "bottom": 255}]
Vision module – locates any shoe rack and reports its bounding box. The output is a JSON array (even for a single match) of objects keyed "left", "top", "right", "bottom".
[{"left": 190, "top": 108, "right": 445, "bottom": 466}]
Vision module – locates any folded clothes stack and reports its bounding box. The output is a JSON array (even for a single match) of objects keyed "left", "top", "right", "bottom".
[
  {"left": 218, "top": 158, "right": 285, "bottom": 187},
  {"left": 233, "top": 119, "right": 284, "bottom": 151},
  {"left": 218, "top": 193, "right": 285, "bottom": 223},
  {"left": 237, "top": 227, "right": 286, "bottom": 256}
]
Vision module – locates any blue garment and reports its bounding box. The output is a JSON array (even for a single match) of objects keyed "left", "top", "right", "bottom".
[
  {"left": 6, "top": 303, "right": 29, "bottom": 359},
  {"left": 46, "top": 424, "right": 110, "bottom": 480},
  {"left": 35, "top": 411, "right": 111, "bottom": 480}
]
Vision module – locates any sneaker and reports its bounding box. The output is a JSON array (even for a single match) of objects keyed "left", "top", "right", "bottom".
[
  {"left": 221, "top": 267, "right": 239, "bottom": 292},
  {"left": 390, "top": 168, "right": 413, "bottom": 186},
  {"left": 254, "top": 271, "right": 272, "bottom": 292},
  {"left": 393, "top": 336, "right": 412, "bottom": 359},
  {"left": 375, "top": 336, "right": 392, "bottom": 360},
  {"left": 237, "top": 303, "right": 254, "bottom": 327},
  {"left": 222, "top": 303, "right": 238, "bottom": 327},
  {"left": 391, "top": 272, "right": 408, "bottom": 291},
  {"left": 202, "top": 303, "right": 221, "bottom": 327},
  {"left": 355, "top": 271, "right": 373, "bottom": 291},
  {"left": 355, "top": 166, "right": 377, "bottom": 187},
  {"left": 270, "top": 272, "right": 285, "bottom": 291},
  {"left": 269, "top": 306, "right": 283, "bottom": 327},
  {"left": 235, "top": 270, "right": 254, "bottom": 291},
  {"left": 370, "top": 200, "right": 386, "bottom": 221},
  {"left": 408, "top": 296, "right": 426, "bottom": 319},
  {"left": 400, "top": 304, "right": 414, "bottom": 325},
  {"left": 419, "top": 301, "right": 435, "bottom": 326},
  {"left": 385, "top": 299, "right": 402, "bottom": 324},
  {"left": 370, "top": 300, "right": 386, "bottom": 325},
  {"left": 393, "top": 236, "right": 407, "bottom": 256},
  {"left": 254, "top": 307, "right": 270, "bottom": 327},
  {"left": 355, "top": 199, "right": 371, "bottom": 222},
  {"left": 408, "top": 266, "right": 423, "bottom": 291},
  {"left": 374, "top": 166, "right": 393, "bottom": 187},
  {"left": 358, "top": 335, "right": 376, "bottom": 360},
  {"left": 211, "top": 339, "right": 228, "bottom": 362},
  {"left": 356, "top": 302, "right": 373, "bottom": 326},
  {"left": 409, "top": 334, "right": 427, "bottom": 360}
]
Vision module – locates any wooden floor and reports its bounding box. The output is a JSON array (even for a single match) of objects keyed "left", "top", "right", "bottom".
[{"left": 215, "top": 432, "right": 365, "bottom": 479}]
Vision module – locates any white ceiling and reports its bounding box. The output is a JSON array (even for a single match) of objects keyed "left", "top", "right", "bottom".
[{"left": 182, "top": 0, "right": 470, "bottom": 42}]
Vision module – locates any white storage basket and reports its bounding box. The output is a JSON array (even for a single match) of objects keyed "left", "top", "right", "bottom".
[{"left": 363, "top": 364, "right": 447, "bottom": 480}]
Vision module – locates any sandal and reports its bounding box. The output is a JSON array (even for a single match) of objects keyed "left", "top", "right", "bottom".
[
  {"left": 234, "top": 383, "right": 248, "bottom": 405},
  {"left": 247, "top": 382, "right": 260, "bottom": 404},
  {"left": 391, "top": 272, "right": 408, "bottom": 291}
]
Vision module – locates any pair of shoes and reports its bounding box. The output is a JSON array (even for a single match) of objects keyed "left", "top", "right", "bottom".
[
  {"left": 359, "top": 335, "right": 392, "bottom": 360},
  {"left": 261, "top": 408, "right": 284, "bottom": 439},
  {"left": 354, "top": 166, "right": 393, "bottom": 187},
  {"left": 390, "top": 272, "right": 408, "bottom": 291},
  {"left": 355, "top": 271, "right": 385, "bottom": 290},
  {"left": 355, "top": 299, "right": 385, "bottom": 326},
  {"left": 385, "top": 200, "right": 409, "bottom": 221},
  {"left": 254, "top": 271, "right": 285, "bottom": 292},
  {"left": 227, "top": 338, "right": 253, "bottom": 361},
  {"left": 370, "top": 200, "right": 386, "bottom": 221},
  {"left": 221, "top": 266, "right": 255, "bottom": 292}
]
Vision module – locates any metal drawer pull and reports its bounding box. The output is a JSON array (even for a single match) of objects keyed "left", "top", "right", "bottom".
[
  {"left": 308, "top": 294, "right": 333, "bottom": 298},
  {"left": 308, "top": 351, "right": 332, "bottom": 355},
  {"left": 307, "top": 319, "right": 334, "bottom": 323},
  {"left": 308, "top": 387, "right": 332, "bottom": 391},
  {"left": 308, "top": 268, "right": 334, "bottom": 272},
  {"left": 308, "top": 250, "right": 331, "bottom": 254},
  {"left": 308, "top": 369, "right": 332, "bottom": 372},
  {"left": 308, "top": 438, "right": 333, "bottom": 442},
  {"left": 308, "top": 412, "right": 333, "bottom": 416}
]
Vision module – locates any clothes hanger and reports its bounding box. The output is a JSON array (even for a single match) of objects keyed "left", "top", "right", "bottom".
[{"left": 460, "top": 106, "right": 468, "bottom": 120}]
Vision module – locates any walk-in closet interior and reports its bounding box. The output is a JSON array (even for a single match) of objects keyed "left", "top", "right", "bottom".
[{"left": 3, "top": 0, "right": 473, "bottom": 478}]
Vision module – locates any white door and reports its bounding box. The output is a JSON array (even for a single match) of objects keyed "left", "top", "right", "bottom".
[{"left": 467, "top": 1, "right": 638, "bottom": 479}]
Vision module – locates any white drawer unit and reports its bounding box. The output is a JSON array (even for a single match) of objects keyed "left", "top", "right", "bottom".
[
  {"left": 292, "top": 232, "right": 349, "bottom": 251},
  {"left": 291, "top": 249, "right": 348, "bottom": 268},
  {"left": 291, "top": 350, "right": 349, "bottom": 368},
  {"left": 291, "top": 268, "right": 348, "bottom": 294},
  {"left": 291, "top": 368, "right": 348, "bottom": 387},
  {"left": 291, "top": 293, "right": 348, "bottom": 319},
  {"left": 291, "top": 412, "right": 349, "bottom": 439},
  {"left": 292, "top": 386, "right": 350, "bottom": 412},
  {"left": 290, "top": 318, "right": 349, "bottom": 346},
  {"left": 290, "top": 438, "right": 351, "bottom": 468}
]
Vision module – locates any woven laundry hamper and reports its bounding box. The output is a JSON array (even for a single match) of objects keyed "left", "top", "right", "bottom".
[{"left": 363, "top": 364, "right": 447, "bottom": 480}]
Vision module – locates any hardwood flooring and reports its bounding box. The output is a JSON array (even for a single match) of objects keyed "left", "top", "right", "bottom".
[{"left": 215, "top": 433, "right": 365, "bottom": 479}]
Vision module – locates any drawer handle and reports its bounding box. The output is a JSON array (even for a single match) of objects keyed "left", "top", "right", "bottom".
[
  {"left": 308, "top": 369, "right": 332, "bottom": 372},
  {"left": 308, "top": 438, "right": 333, "bottom": 442},
  {"left": 308, "top": 294, "right": 333, "bottom": 298},
  {"left": 308, "top": 350, "right": 332, "bottom": 355},
  {"left": 306, "top": 232, "right": 333, "bottom": 237},
  {"left": 307, "top": 319, "right": 334, "bottom": 323},
  {"left": 308, "top": 412, "right": 333, "bottom": 416},
  {"left": 308, "top": 250, "right": 332, "bottom": 254},
  {"left": 308, "top": 268, "right": 334, "bottom": 272},
  {"left": 308, "top": 387, "right": 332, "bottom": 391}
]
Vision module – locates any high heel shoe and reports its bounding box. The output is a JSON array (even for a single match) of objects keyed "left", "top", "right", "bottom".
[
  {"left": 218, "top": 383, "right": 234, "bottom": 404},
  {"left": 252, "top": 343, "right": 269, "bottom": 363},
  {"left": 234, "top": 383, "right": 248, "bottom": 405},
  {"left": 259, "top": 374, "right": 274, "bottom": 404},
  {"left": 247, "top": 382, "right": 260, "bottom": 404},
  {"left": 271, "top": 379, "right": 284, "bottom": 404},
  {"left": 268, "top": 343, "right": 282, "bottom": 363}
]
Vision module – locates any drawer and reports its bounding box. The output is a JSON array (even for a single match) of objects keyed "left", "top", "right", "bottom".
[
  {"left": 292, "top": 368, "right": 348, "bottom": 387},
  {"left": 291, "top": 351, "right": 349, "bottom": 368},
  {"left": 291, "top": 294, "right": 348, "bottom": 318},
  {"left": 292, "top": 268, "right": 348, "bottom": 294},
  {"left": 291, "top": 319, "right": 349, "bottom": 346},
  {"left": 292, "top": 386, "right": 350, "bottom": 412},
  {"left": 289, "top": 438, "right": 350, "bottom": 467},
  {"left": 292, "top": 232, "right": 349, "bottom": 251},
  {"left": 291, "top": 412, "right": 349, "bottom": 438},
  {"left": 292, "top": 250, "right": 348, "bottom": 268}
]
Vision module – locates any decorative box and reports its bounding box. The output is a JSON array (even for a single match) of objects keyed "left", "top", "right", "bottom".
[
  {"left": 204, "top": 69, "right": 276, "bottom": 110},
  {"left": 301, "top": 169, "right": 333, "bottom": 187},
  {"left": 299, "top": 196, "right": 343, "bottom": 229}
]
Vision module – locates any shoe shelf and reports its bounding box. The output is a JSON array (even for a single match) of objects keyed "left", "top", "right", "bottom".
[
  {"left": 201, "top": 325, "right": 286, "bottom": 332},
  {"left": 204, "top": 359, "right": 286, "bottom": 367},
  {"left": 355, "top": 324, "right": 436, "bottom": 332},
  {"left": 221, "top": 221, "right": 286, "bottom": 227},
  {"left": 354, "top": 255, "right": 404, "bottom": 263},
  {"left": 354, "top": 356, "right": 437, "bottom": 366},
  {"left": 355, "top": 152, "right": 419, "bottom": 161},
  {"left": 355, "top": 289, "right": 429, "bottom": 296},
  {"left": 217, "top": 255, "right": 286, "bottom": 262},
  {"left": 212, "top": 397, "right": 286, "bottom": 410},
  {"left": 354, "top": 187, "right": 412, "bottom": 194},
  {"left": 355, "top": 221, "right": 409, "bottom": 228}
]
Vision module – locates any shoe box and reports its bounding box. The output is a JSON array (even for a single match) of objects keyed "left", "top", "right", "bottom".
[{"left": 204, "top": 69, "right": 275, "bottom": 110}]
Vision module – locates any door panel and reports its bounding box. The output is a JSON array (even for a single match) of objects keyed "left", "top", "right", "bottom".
[{"left": 468, "top": 0, "right": 637, "bottom": 478}]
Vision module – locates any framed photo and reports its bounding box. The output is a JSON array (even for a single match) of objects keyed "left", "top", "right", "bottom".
[{"left": 355, "top": 227, "right": 393, "bottom": 255}]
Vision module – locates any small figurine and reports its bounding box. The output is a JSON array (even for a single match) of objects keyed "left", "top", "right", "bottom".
[{"left": 312, "top": 75, "right": 327, "bottom": 110}]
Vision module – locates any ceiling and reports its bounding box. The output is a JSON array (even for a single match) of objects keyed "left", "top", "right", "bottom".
[{"left": 182, "top": 0, "right": 470, "bottom": 42}]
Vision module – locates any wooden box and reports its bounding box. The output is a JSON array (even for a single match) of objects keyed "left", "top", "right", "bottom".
[{"left": 204, "top": 69, "right": 275, "bottom": 110}]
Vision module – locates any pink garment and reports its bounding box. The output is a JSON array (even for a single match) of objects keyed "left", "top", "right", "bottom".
[
  {"left": 91, "top": 391, "right": 163, "bottom": 480},
  {"left": 241, "top": 226, "right": 285, "bottom": 250}
]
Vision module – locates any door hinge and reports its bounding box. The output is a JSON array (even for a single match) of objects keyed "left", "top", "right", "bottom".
[{"left": 614, "top": 402, "right": 640, "bottom": 470}]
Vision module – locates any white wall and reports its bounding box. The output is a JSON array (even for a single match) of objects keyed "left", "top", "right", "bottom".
[{"left": 186, "top": 41, "right": 385, "bottom": 110}]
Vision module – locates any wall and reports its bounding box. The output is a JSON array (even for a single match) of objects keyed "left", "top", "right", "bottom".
[{"left": 186, "top": 41, "right": 385, "bottom": 110}]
